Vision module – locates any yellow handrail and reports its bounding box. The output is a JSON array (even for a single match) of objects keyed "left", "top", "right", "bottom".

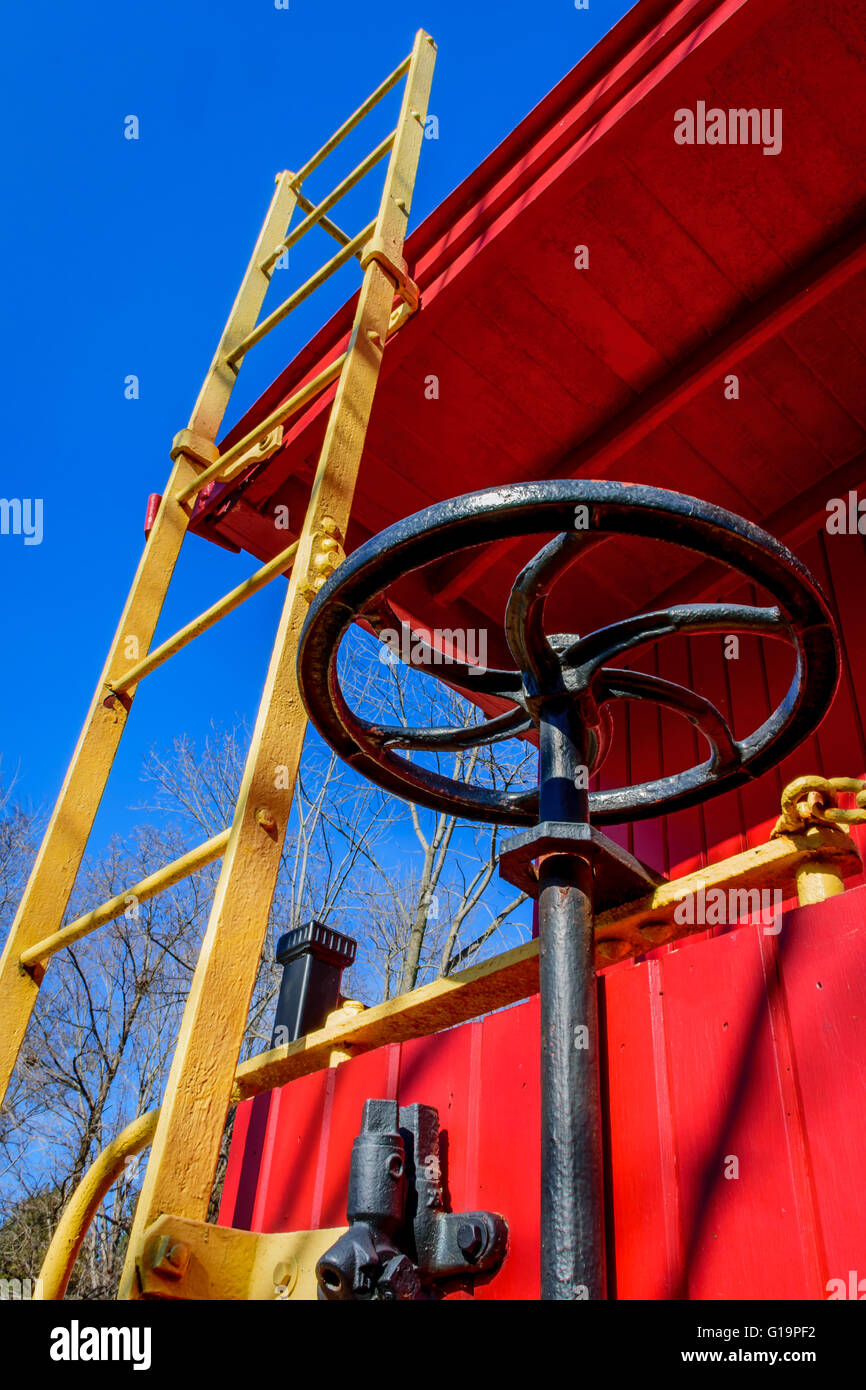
[{"left": 37, "top": 1110, "right": 158, "bottom": 1301}]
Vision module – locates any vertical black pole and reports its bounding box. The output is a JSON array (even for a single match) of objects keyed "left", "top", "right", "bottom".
[{"left": 537, "top": 700, "right": 606, "bottom": 1300}]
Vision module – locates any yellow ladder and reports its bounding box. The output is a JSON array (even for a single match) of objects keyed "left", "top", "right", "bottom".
[{"left": 0, "top": 30, "right": 436, "bottom": 1298}]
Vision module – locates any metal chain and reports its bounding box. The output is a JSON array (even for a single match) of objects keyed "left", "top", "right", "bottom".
[{"left": 773, "top": 775, "right": 866, "bottom": 836}]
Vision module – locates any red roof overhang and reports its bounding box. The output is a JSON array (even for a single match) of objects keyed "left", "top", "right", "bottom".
[{"left": 190, "top": 0, "right": 866, "bottom": 665}]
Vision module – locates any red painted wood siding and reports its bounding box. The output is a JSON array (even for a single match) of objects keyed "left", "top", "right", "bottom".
[
  {"left": 221, "top": 885, "right": 866, "bottom": 1300},
  {"left": 597, "top": 520, "right": 866, "bottom": 901}
]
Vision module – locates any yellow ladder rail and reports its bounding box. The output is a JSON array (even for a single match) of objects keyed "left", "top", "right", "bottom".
[
  {"left": 0, "top": 171, "right": 300, "bottom": 1106},
  {"left": 0, "top": 31, "right": 436, "bottom": 1139},
  {"left": 118, "top": 28, "right": 436, "bottom": 1299}
]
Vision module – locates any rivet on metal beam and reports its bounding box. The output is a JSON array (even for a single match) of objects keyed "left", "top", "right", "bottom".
[{"left": 273, "top": 1258, "right": 298, "bottom": 1299}]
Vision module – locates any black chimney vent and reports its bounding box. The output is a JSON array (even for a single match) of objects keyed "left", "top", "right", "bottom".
[{"left": 271, "top": 920, "right": 357, "bottom": 1046}]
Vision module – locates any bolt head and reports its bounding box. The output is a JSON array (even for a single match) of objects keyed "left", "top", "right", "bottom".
[
  {"left": 150, "top": 1236, "right": 191, "bottom": 1279},
  {"left": 377, "top": 1253, "right": 420, "bottom": 1301},
  {"left": 456, "top": 1221, "right": 485, "bottom": 1261}
]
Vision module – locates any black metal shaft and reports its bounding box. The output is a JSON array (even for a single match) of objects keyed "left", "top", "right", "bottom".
[{"left": 537, "top": 701, "right": 606, "bottom": 1300}]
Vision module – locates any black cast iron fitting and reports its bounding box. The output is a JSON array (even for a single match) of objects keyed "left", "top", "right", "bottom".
[{"left": 316, "top": 1099, "right": 508, "bottom": 1300}]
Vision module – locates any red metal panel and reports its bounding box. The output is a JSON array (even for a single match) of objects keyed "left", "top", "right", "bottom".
[
  {"left": 473, "top": 999, "right": 541, "bottom": 1300},
  {"left": 313, "top": 1045, "right": 401, "bottom": 1229},
  {"left": 658, "top": 926, "right": 818, "bottom": 1298},
  {"left": 779, "top": 890, "right": 866, "bottom": 1292},
  {"left": 602, "top": 960, "right": 682, "bottom": 1299},
  {"left": 249, "top": 1070, "right": 331, "bottom": 1233},
  {"left": 219, "top": 1092, "right": 272, "bottom": 1231},
  {"left": 223, "top": 890, "right": 866, "bottom": 1299}
]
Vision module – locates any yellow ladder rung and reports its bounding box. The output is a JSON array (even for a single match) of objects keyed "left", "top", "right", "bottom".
[
  {"left": 291, "top": 51, "right": 412, "bottom": 188},
  {"left": 179, "top": 300, "right": 413, "bottom": 504},
  {"left": 108, "top": 541, "right": 299, "bottom": 693},
  {"left": 19, "top": 830, "right": 231, "bottom": 971},
  {"left": 227, "top": 219, "right": 377, "bottom": 366},
  {"left": 292, "top": 195, "right": 357, "bottom": 252},
  {"left": 176, "top": 358, "right": 347, "bottom": 502}
]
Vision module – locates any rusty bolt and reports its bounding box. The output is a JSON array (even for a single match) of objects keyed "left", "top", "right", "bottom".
[
  {"left": 456, "top": 1221, "right": 485, "bottom": 1262},
  {"left": 150, "top": 1236, "right": 191, "bottom": 1279},
  {"left": 256, "top": 807, "right": 277, "bottom": 834}
]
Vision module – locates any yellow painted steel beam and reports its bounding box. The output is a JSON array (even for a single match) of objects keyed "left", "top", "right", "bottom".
[
  {"left": 108, "top": 541, "right": 299, "bottom": 693},
  {"left": 236, "top": 825, "right": 862, "bottom": 1098},
  {"left": 19, "top": 830, "right": 230, "bottom": 973},
  {"left": 118, "top": 30, "right": 437, "bottom": 1301},
  {"left": 0, "top": 175, "right": 300, "bottom": 1110},
  {"left": 136, "top": 1214, "right": 344, "bottom": 1301},
  {"left": 591, "top": 822, "right": 861, "bottom": 961}
]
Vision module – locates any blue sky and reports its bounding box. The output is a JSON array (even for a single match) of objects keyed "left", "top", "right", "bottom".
[{"left": 0, "top": 0, "right": 634, "bottom": 850}]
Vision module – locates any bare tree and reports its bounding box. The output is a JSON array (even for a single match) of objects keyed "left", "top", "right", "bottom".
[
  {"left": 0, "top": 763, "right": 36, "bottom": 929},
  {"left": 0, "top": 631, "right": 535, "bottom": 1297},
  {"left": 334, "top": 632, "right": 533, "bottom": 997},
  {"left": 0, "top": 821, "right": 214, "bottom": 1296}
]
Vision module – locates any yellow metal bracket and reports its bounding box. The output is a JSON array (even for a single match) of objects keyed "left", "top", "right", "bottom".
[
  {"left": 361, "top": 238, "right": 420, "bottom": 310},
  {"left": 215, "top": 424, "right": 285, "bottom": 482},
  {"left": 300, "top": 515, "right": 346, "bottom": 601},
  {"left": 170, "top": 429, "right": 220, "bottom": 467},
  {"left": 137, "top": 1214, "right": 346, "bottom": 1301}
]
